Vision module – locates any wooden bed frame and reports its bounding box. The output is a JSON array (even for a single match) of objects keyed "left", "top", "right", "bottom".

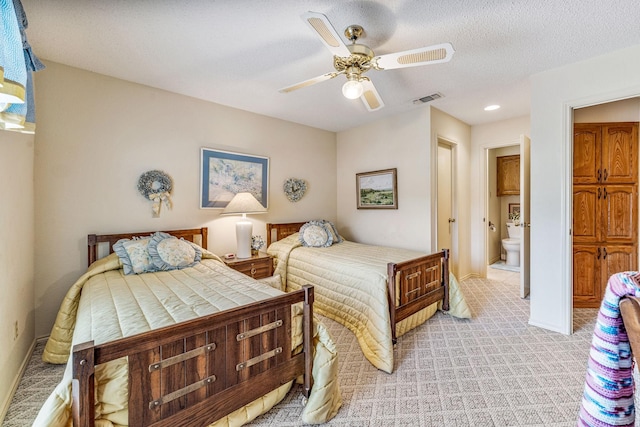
[
  {"left": 87, "top": 227, "right": 209, "bottom": 266},
  {"left": 73, "top": 228, "right": 314, "bottom": 427},
  {"left": 266, "top": 222, "right": 449, "bottom": 344}
]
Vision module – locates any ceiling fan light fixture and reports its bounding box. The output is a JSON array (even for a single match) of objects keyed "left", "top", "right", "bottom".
[{"left": 342, "top": 79, "right": 363, "bottom": 99}]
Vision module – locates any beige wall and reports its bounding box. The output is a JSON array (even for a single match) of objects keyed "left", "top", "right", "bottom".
[
  {"left": 430, "top": 108, "right": 472, "bottom": 278},
  {"left": 336, "top": 107, "right": 432, "bottom": 251},
  {"left": 335, "top": 106, "right": 472, "bottom": 277},
  {"left": 33, "top": 61, "right": 337, "bottom": 337},
  {"left": 0, "top": 130, "right": 35, "bottom": 419},
  {"left": 487, "top": 148, "right": 500, "bottom": 262},
  {"left": 574, "top": 97, "right": 640, "bottom": 123}
]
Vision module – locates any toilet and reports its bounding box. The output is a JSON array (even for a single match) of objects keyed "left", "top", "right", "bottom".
[{"left": 502, "top": 222, "right": 521, "bottom": 266}]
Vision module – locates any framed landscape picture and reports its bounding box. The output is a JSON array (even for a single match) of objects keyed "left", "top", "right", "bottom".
[
  {"left": 200, "top": 148, "right": 269, "bottom": 209},
  {"left": 356, "top": 168, "right": 398, "bottom": 209}
]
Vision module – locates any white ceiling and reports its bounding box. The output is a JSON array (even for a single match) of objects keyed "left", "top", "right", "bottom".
[{"left": 20, "top": 0, "right": 640, "bottom": 132}]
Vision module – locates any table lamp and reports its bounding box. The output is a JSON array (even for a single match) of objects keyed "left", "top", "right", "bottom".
[{"left": 221, "top": 192, "right": 266, "bottom": 259}]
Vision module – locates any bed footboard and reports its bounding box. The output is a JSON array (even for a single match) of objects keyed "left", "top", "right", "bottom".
[
  {"left": 387, "top": 249, "right": 449, "bottom": 344},
  {"left": 72, "top": 285, "right": 315, "bottom": 427}
]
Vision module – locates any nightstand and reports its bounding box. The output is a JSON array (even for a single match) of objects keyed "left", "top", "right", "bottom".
[{"left": 222, "top": 252, "right": 274, "bottom": 279}]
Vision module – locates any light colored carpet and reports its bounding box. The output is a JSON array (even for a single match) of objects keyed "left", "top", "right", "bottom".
[{"left": 2, "top": 276, "right": 611, "bottom": 426}]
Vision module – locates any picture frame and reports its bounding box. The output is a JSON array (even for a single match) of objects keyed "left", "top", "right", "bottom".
[
  {"left": 356, "top": 168, "right": 398, "bottom": 209},
  {"left": 200, "top": 148, "right": 269, "bottom": 209},
  {"left": 508, "top": 203, "right": 520, "bottom": 220}
]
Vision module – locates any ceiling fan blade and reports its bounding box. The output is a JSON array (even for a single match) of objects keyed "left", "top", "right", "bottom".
[
  {"left": 279, "top": 72, "right": 340, "bottom": 93},
  {"left": 301, "top": 11, "right": 351, "bottom": 57},
  {"left": 360, "top": 79, "right": 384, "bottom": 112},
  {"left": 374, "top": 42, "right": 455, "bottom": 70}
]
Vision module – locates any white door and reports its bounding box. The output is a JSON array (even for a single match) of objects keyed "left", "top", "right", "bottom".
[
  {"left": 520, "top": 135, "right": 531, "bottom": 298},
  {"left": 437, "top": 142, "right": 455, "bottom": 273}
]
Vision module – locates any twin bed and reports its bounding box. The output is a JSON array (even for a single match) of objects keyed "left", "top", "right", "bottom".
[
  {"left": 266, "top": 221, "right": 470, "bottom": 374},
  {"left": 35, "top": 222, "right": 469, "bottom": 426},
  {"left": 34, "top": 228, "right": 340, "bottom": 427}
]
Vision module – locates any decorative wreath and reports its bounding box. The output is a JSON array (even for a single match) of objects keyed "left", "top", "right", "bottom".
[
  {"left": 137, "top": 170, "right": 173, "bottom": 217},
  {"left": 283, "top": 178, "right": 307, "bottom": 202}
]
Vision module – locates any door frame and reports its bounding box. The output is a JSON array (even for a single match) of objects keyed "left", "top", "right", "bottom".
[
  {"left": 565, "top": 93, "right": 640, "bottom": 333},
  {"left": 434, "top": 136, "right": 458, "bottom": 274},
  {"left": 480, "top": 138, "right": 523, "bottom": 279}
]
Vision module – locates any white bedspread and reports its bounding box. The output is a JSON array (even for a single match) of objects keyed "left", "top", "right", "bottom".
[{"left": 268, "top": 234, "right": 471, "bottom": 373}]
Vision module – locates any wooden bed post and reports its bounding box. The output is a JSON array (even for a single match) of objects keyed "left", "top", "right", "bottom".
[
  {"left": 442, "top": 249, "right": 450, "bottom": 311},
  {"left": 72, "top": 341, "right": 96, "bottom": 427},
  {"left": 302, "top": 285, "right": 314, "bottom": 398},
  {"left": 387, "top": 263, "right": 398, "bottom": 345},
  {"left": 87, "top": 234, "right": 98, "bottom": 267}
]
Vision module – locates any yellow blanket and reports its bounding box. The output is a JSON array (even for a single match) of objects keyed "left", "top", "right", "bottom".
[
  {"left": 268, "top": 234, "right": 471, "bottom": 373},
  {"left": 35, "top": 253, "right": 341, "bottom": 426}
]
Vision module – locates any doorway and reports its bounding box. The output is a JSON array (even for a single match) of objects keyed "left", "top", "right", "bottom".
[
  {"left": 437, "top": 138, "right": 457, "bottom": 275},
  {"left": 483, "top": 135, "right": 531, "bottom": 297},
  {"left": 486, "top": 146, "right": 521, "bottom": 285},
  {"left": 571, "top": 101, "right": 640, "bottom": 309}
]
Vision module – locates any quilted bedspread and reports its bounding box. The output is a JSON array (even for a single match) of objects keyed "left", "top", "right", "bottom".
[
  {"left": 34, "top": 252, "right": 341, "bottom": 426},
  {"left": 268, "top": 234, "right": 471, "bottom": 374}
]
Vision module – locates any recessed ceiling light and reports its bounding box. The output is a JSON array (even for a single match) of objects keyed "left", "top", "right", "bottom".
[{"left": 484, "top": 105, "right": 500, "bottom": 111}]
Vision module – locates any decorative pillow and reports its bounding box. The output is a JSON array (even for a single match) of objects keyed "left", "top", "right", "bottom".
[
  {"left": 113, "top": 235, "right": 159, "bottom": 275},
  {"left": 148, "top": 233, "right": 202, "bottom": 271},
  {"left": 322, "top": 220, "right": 343, "bottom": 244},
  {"left": 299, "top": 220, "right": 333, "bottom": 247}
]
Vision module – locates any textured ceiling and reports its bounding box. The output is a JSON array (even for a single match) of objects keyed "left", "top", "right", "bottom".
[{"left": 20, "top": 0, "right": 640, "bottom": 132}]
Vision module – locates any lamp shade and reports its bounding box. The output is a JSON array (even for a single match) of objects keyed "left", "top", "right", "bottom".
[
  {"left": 221, "top": 192, "right": 266, "bottom": 259},
  {"left": 221, "top": 192, "right": 267, "bottom": 215}
]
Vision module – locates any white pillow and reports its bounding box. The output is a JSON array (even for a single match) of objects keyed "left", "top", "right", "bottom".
[
  {"left": 299, "top": 220, "right": 333, "bottom": 247},
  {"left": 113, "top": 235, "right": 158, "bottom": 275},
  {"left": 322, "top": 220, "right": 342, "bottom": 244},
  {"left": 148, "top": 233, "right": 202, "bottom": 271}
]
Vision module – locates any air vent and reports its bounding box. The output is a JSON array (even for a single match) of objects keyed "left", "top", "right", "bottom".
[{"left": 413, "top": 92, "right": 443, "bottom": 104}]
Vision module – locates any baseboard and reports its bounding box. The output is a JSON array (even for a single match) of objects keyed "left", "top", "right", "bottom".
[
  {"left": 489, "top": 255, "right": 501, "bottom": 265},
  {"left": 457, "top": 272, "right": 477, "bottom": 281},
  {"left": 0, "top": 338, "right": 37, "bottom": 424}
]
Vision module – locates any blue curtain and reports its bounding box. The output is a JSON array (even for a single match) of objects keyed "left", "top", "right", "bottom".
[{"left": 0, "top": 0, "right": 44, "bottom": 133}]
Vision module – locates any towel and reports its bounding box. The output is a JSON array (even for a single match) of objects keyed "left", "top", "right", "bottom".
[{"left": 578, "top": 271, "right": 640, "bottom": 426}]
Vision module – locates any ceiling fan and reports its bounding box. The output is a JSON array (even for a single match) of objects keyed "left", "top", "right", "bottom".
[{"left": 279, "top": 11, "right": 455, "bottom": 112}]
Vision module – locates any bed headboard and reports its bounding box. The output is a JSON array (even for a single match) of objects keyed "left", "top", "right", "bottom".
[
  {"left": 266, "top": 222, "right": 306, "bottom": 247},
  {"left": 87, "top": 227, "right": 208, "bottom": 266}
]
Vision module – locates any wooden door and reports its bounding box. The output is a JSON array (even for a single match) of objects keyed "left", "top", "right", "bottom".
[
  {"left": 601, "top": 184, "right": 638, "bottom": 243},
  {"left": 573, "top": 124, "right": 602, "bottom": 184},
  {"left": 601, "top": 245, "right": 637, "bottom": 281},
  {"left": 573, "top": 245, "right": 601, "bottom": 307},
  {"left": 601, "top": 123, "right": 638, "bottom": 184},
  {"left": 437, "top": 142, "right": 456, "bottom": 273},
  {"left": 572, "top": 122, "right": 638, "bottom": 308},
  {"left": 572, "top": 185, "right": 601, "bottom": 244}
]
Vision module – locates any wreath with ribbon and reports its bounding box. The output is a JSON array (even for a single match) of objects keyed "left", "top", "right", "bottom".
[{"left": 137, "top": 170, "right": 173, "bottom": 217}]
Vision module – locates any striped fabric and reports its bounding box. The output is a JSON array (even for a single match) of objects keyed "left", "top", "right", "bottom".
[{"left": 578, "top": 271, "right": 640, "bottom": 426}]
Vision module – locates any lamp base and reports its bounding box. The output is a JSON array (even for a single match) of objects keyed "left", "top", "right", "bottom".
[{"left": 235, "top": 220, "right": 252, "bottom": 259}]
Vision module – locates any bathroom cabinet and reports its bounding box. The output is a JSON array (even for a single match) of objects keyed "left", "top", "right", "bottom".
[
  {"left": 572, "top": 122, "right": 638, "bottom": 308},
  {"left": 496, "top": 155, "right": 520, "bottom": 196}
]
